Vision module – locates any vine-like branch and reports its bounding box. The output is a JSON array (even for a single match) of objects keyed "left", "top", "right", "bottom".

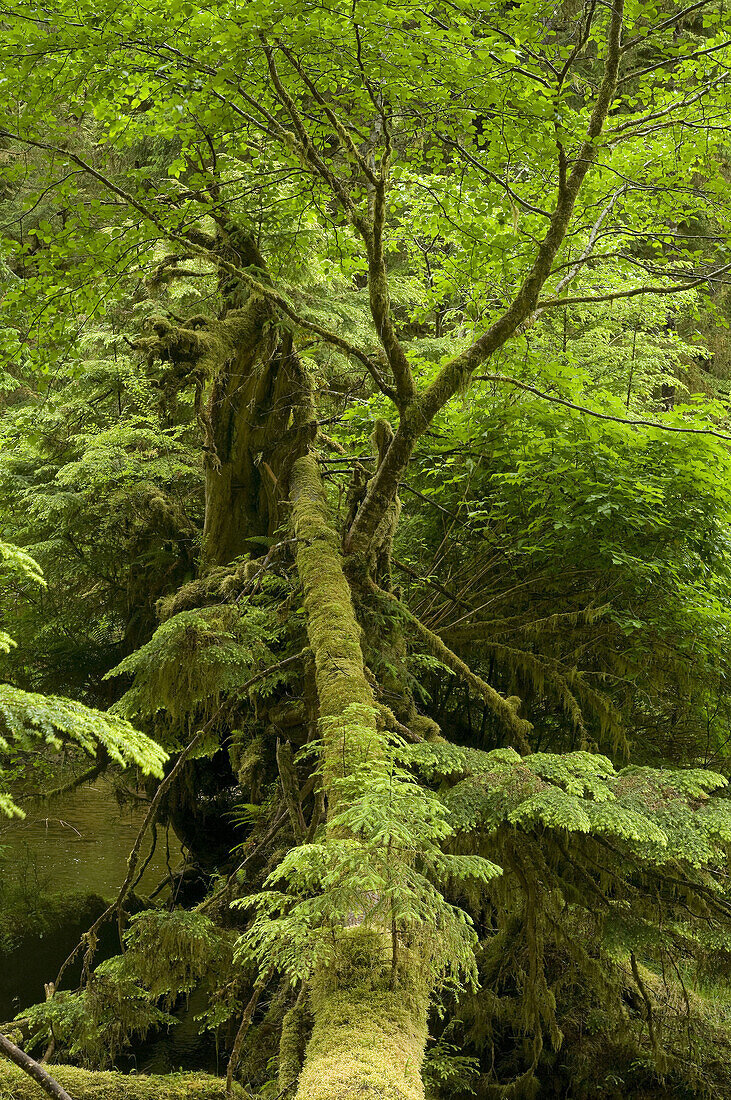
[{"left": 472, "top": 375, "right": 731, "bottom": 442}]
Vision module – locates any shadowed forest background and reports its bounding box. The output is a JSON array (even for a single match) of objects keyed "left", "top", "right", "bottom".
[{"left": 2, "top": 1, "right": 731, "bottom": 1098}]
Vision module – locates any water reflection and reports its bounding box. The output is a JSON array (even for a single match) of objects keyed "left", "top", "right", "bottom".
[
  {"left": 0, "top": 781, "right": 220, "bottom": 1072},
  {"left": 0, "top": 781, "right": 181, "bottom": 896}
]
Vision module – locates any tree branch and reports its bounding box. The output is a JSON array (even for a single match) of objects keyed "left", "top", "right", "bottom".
[
  {"left": 261, "top": 40, "right": 413, "bottom": 406},
  {"left": 441, "top": 137, "right": 552, "bottom": 219},
  {"left": 0, "top": 130, "right": 395, "bottom": 401},
  {"left": 372, "top": 584, "right": 532, "bottom": 753},
  {"left": 0, "top": 1032, "right": 74, "bottom": 1100},
  {"left": 536, "top": 259, "right": 731, "bottom": 308},
  {"left": 259, "top": 40, "right": 363, "bottom": 227},
  {"left": 472, "top": 374, "right": 731, "bottom": 442},
  {"left": 225, "top": 972, "right": 273, "bottom": 1099},
  {"left": 344, "top": 0, "right": 626, "bottom": 554}
]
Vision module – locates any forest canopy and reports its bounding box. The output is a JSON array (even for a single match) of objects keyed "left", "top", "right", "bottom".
[{"left": 2, "top": 0, "right": 731, "bottom": 1098}]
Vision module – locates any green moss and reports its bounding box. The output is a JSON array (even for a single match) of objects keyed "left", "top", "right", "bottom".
[
  {"left": 409, "top": 716, "right": 442, "bottom": 743},
  {"left": 287, "top": 458, "right": 431, "bottom": 1099},
  {"left": 289, "top": 454, "right": 377, "bottom": 797},
  {"left": 277, "top": 991, "right": 310, "bottom": 1097},
  {"left": 0, "top": 1065, "right": 243, "bottom": 1100},
  {"left": 295, "top": 982, "right": 427, "bottom": 1100}
]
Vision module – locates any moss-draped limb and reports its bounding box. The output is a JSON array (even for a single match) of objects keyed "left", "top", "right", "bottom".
[
  {"left": 373, "top": 586, "right": 532, "bottom": 753},
  {"left": 278, "top": 986, "right": 310, "bottom": 1097},
  {"left": 201, "top": 304, "right": 310, "bottom": 567},
  {"left": 292, "top": 937, "right": 429, "bottom": 1100},
  {"left": 133, "top": 293, "right": 308, "bottom": 569},
  {"left": 276, "top": 739, "right": 307, "bottom": 840}
]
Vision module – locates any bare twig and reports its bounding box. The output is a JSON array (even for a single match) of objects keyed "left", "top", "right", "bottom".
[{"left": 226, "top": 969, "right": 274, "bottom": 1099}]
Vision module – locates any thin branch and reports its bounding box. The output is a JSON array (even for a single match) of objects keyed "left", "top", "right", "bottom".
[
  {"left": 621, "top": 0, "right": 716, "bottom": 52},
  {"left": 392, "top": 556, "right": 472, "bottom": 611},
  {"left": 9, "top": 130, "right": 398, "bottom": 400},
  {"left": 344, "top": 0, "right": 626, "bottom": 555},
  {"left": 259, "top": 41, "right": 361, "bottom": 226},
  {"left": 42, "top": 755, "right": 108, "bottom": 802},
  {"left": 52, "top": 655, "right": 306, "bottom": 992},
  {"left": 518, "top": 185, "right": 626, "bottom": 333},
  {"left": 552, "top": 187, "right": 626, "bottom": 295},
  {"left": 619, "top": 37, "right": 731, "bottom": 85},
  {"left": 273, "top": 39, "right": 377, "bottom": 186},
  {"left": 441, "top": 137, "right": 552, "bottom": 218},
  {"left": 226, "top": 969, "right": 274, "bottom": 1099},
  {"left": 264, "top": 40, "right": 412, "bottom": 404},
  {"left": 537, "top": 259, "right": 731, "bottom": 308},
  {"left": 473, "top": 374, "right": 731, "bottom": 442},
  {"left": 0, "top": 1032, "right": 74, "bottom": 1100}
]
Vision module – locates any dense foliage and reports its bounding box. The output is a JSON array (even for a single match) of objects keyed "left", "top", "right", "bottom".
[{"left": 1, "top": 0, "right": 731, "bottom": 1098}]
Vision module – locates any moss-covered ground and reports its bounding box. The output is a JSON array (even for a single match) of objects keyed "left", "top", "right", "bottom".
[{"left": 0, "top": 1065, "right": 244, "bottom": 1100}]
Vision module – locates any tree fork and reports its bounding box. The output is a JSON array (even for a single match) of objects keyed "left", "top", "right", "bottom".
[{"left": 343, "top": 0, "right": 626, "bottom": 557}]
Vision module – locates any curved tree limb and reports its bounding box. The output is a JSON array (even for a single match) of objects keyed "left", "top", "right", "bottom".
[
  {"left": 472, "top": 375, "right": 731, "bottom": 441},
  {"left": 343, "top": 0, "right": 627, "bottom": 555}
]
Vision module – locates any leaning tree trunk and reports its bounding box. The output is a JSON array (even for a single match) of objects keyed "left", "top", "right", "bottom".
[
  {"left": 288, "top": 453, "right": 429, "bottom": 1100},
  {"left": 150, "top": 288, "right": 433, "bottom": 1094}
]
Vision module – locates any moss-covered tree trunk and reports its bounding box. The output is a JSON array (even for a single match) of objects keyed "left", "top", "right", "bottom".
[
  {"left": 200, "top": 303, "right": 307, "bottom": 568},
  {"left": 288, "top": 453, "right": 428, "bottom": 1100}
]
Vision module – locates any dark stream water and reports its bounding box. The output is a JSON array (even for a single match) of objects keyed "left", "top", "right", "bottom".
[
  {"left": 0, "top": 781, "right": 217, "bottom": 1072},
  {"left": 0, "top": 782, "right": 178, "bottom": 897}
]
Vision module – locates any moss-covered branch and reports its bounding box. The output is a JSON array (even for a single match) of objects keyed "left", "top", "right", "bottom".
[
  {"left": 289, "top": 452, "right": 378, "bottom": 801},
  {"left": 288, "top": 453, "right": 429, "bottom": 1100},
  {"left": 373, "top": 586, "right": 532, "bottom": 753}
]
